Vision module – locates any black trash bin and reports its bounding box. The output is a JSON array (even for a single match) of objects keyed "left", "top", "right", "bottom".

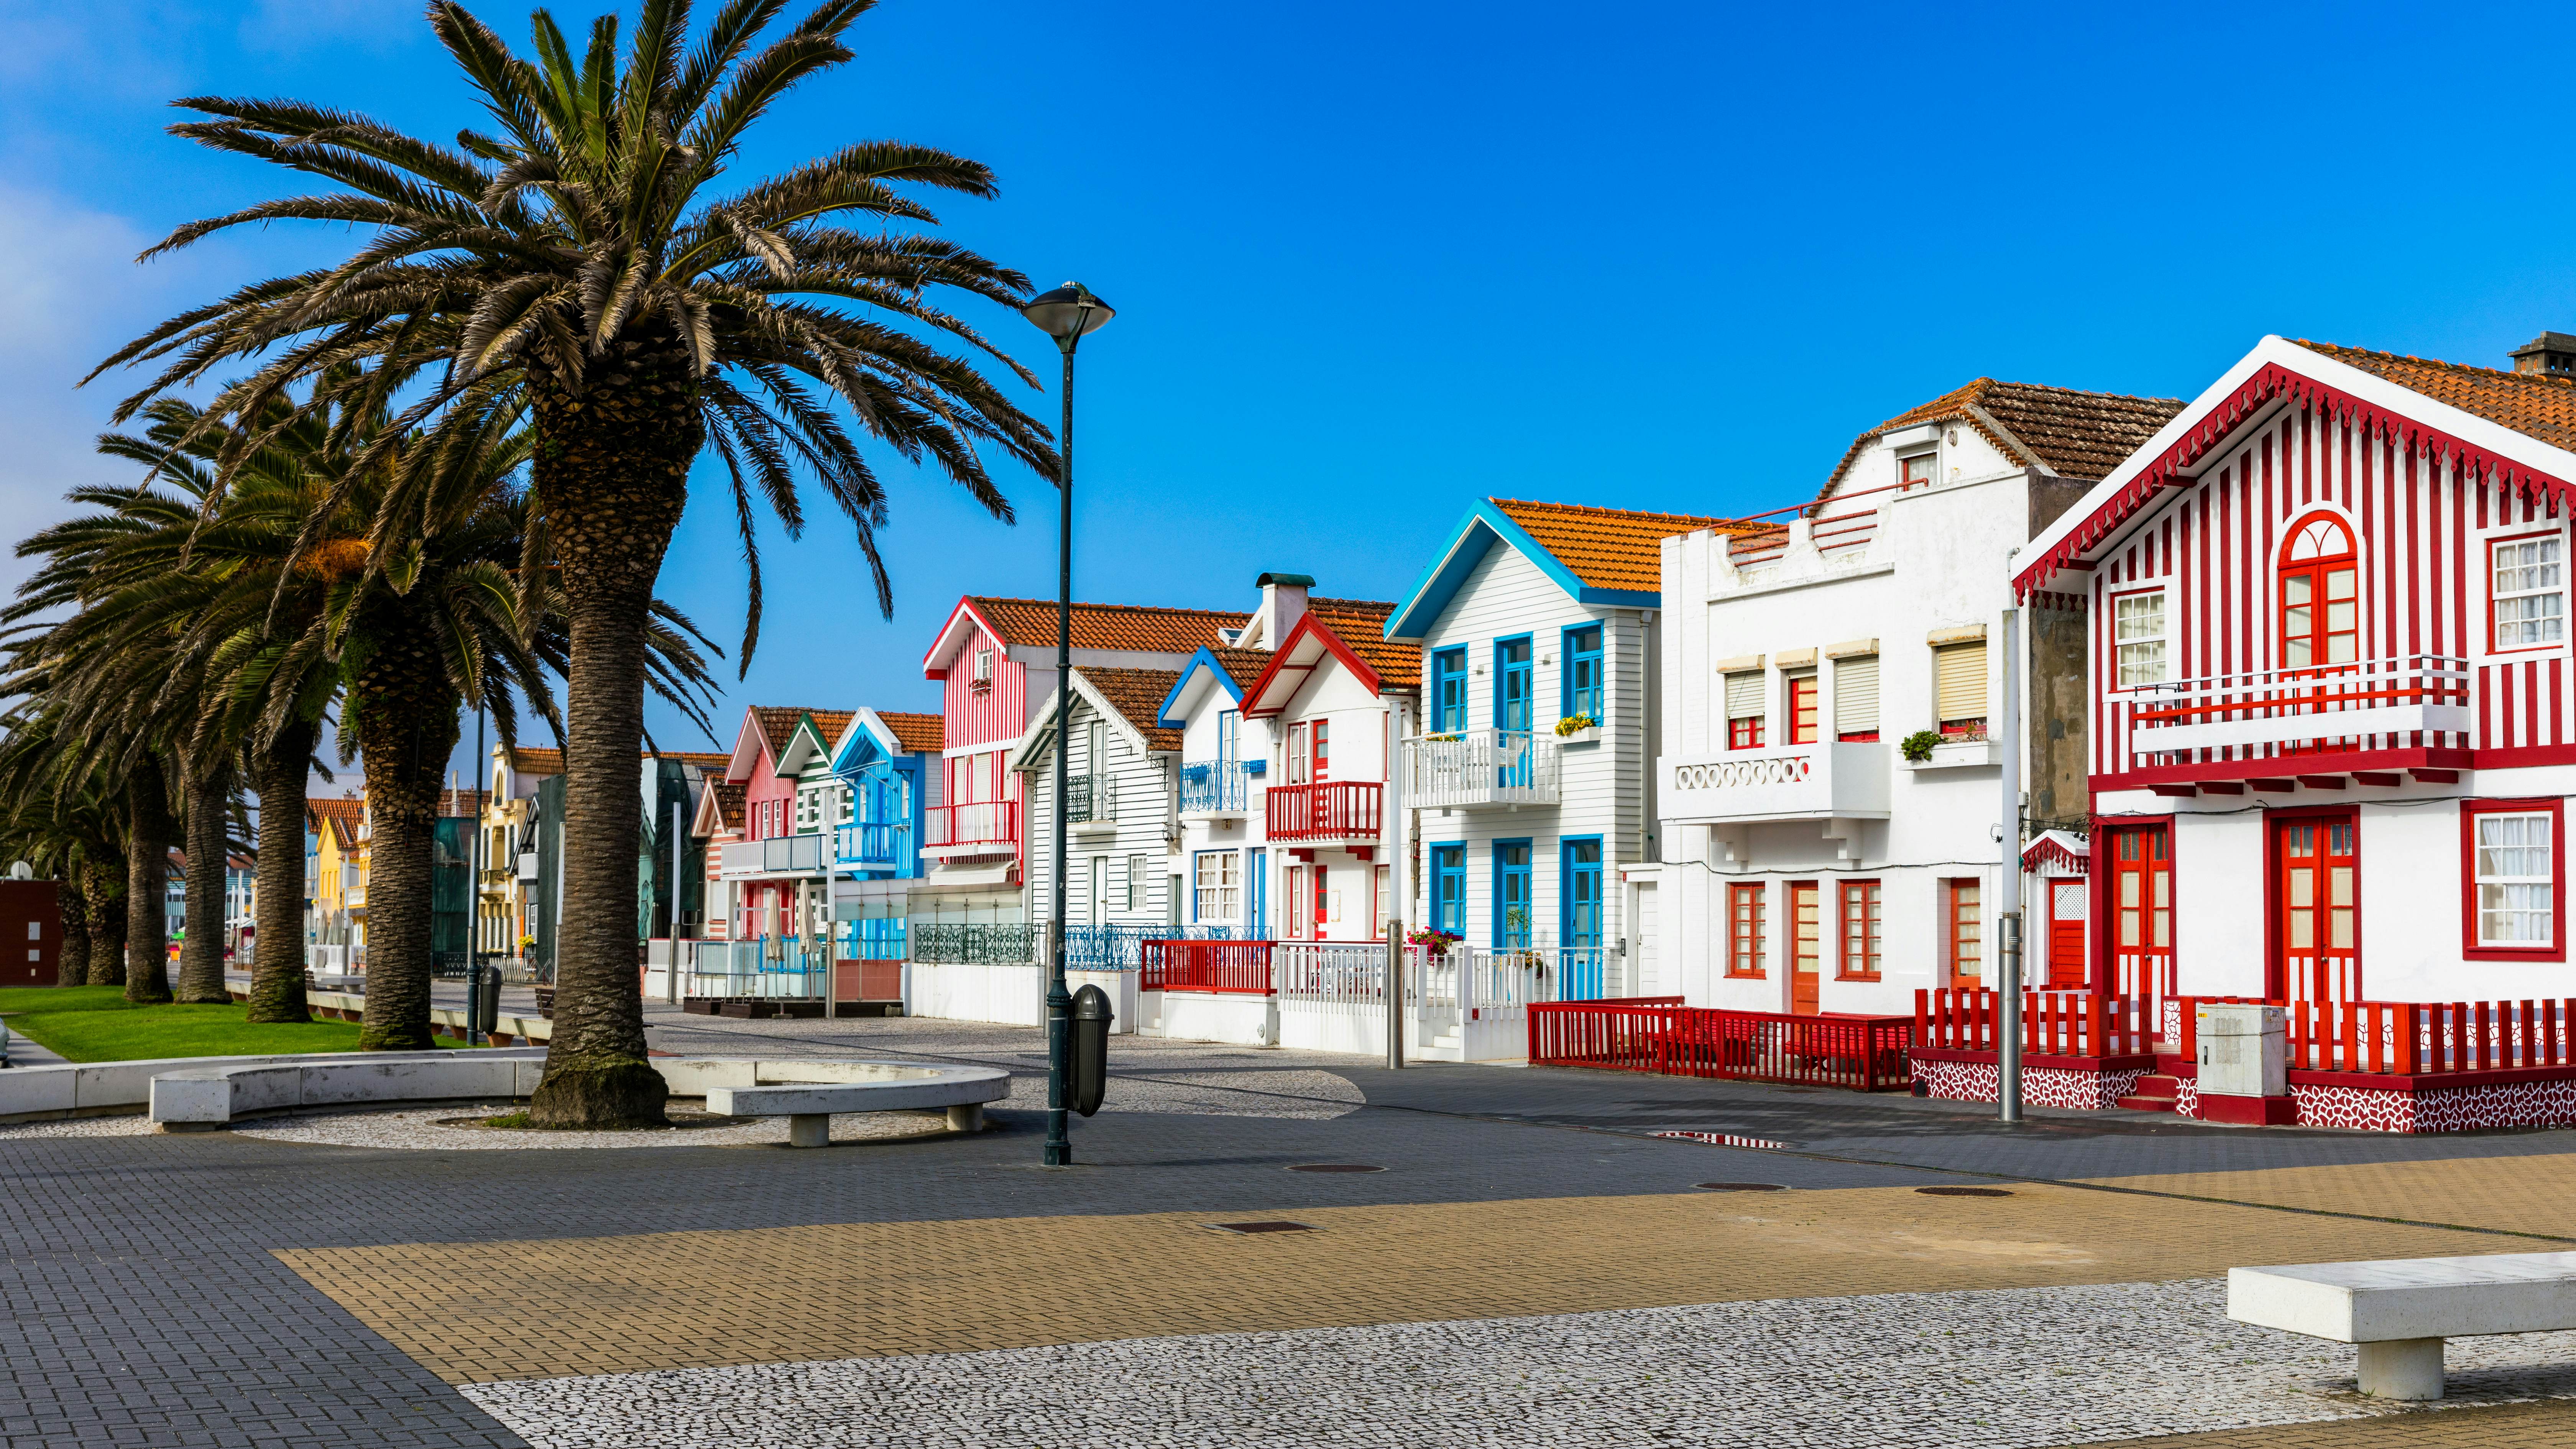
[{"left": 1070, "top": 983, "right": 1114, "bottom": 1117}]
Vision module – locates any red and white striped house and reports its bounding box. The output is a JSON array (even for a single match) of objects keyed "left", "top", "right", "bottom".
[{"left": 2008, "top": 331, "right": 2576, "bottom": 1130}]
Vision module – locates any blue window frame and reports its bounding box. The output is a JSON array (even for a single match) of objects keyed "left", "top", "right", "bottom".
[
  {"left": 1560, "top": 837, "right": 1603, "bottom": 947},
  {"left": 1431, "top": 648, "right": 1468, "bottom": 733},
  {"left": 1494, "top": 840, "right": 1533, "bottom": 948},
  {"left": 1248, "top": 848, "right": 1268, "bottom": 937},
  {"left": 1495, "top": 636, "right": 1533, "bottom": 733},
  {"left": 1431, "top": 844, "right": 1466, "bottom": 934},
  {"left": 1562, "top": 625, "right": 1603, "bottom": 724}
]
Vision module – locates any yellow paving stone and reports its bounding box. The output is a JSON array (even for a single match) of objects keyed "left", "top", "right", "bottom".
[
  {"left": 278, "top": 1183, "right": 2523, "bottom": 1384},
  {"left": 2083, "top": 1152, "right": 2576, "bottom": 1241}
]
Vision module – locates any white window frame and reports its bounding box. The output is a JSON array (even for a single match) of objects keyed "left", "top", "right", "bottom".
[
  {"left": 2491, "top": 530, "right": 2566, "bottom": 656},
  {"left": 2472, "top": 807, "right": 2555, "bottom": 949},
  {"left": 2112, "top": 587, "right": 2169, "bottom": 689}
]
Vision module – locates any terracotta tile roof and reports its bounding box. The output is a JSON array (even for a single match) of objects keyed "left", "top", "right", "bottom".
[
  {"left": 508, "top": 747, "right": 563, "bottom": 776},
  {"left": 659, "top": 750, "right": 731, "bottom": 769},
  {"left": 327, "top": 817, "right": 362, "bottom": 849},
  {"left": 967, "top": 596, "right": 1245, "bottom": 654},
  {"left": 306, "top": 795, "right": 365, "bottom": 829},
  {"left": 436, "top": 788, "right": 485, "bottom": 818},
  {"left": 708, "top": 781, "right": 746, "bottom": 832},
  {"left": 2295, "top": 341, "right": 2576, "bottom": 453},
  {"left": 1204, "top": 646, "right": 1275, "bottom": 692},
  {"left": 1490, "top": 500, "right": 1760, "bottom": 593},
  {"left": 1824, "top": 380, "right": 2187, "bottom": 496},
  {"left": 1076, "top": 667, "right": 1186, "bottom": 751},
  {"left": 1306, "top": 599, "right": 1421, "bottom": 688},
  {"left": 872, "top": 711, "right": 944, "bottom": 754},
  {"left": 750, "top": 706, "right": 856, "bottom": 761}
]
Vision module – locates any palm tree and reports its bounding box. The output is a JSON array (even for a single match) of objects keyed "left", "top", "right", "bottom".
[{"left": 99, "top": 0, "right": 1055, "bottom": 1122}]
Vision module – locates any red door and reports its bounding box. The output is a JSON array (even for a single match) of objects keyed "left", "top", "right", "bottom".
[
  {"left": 2047, "top": 880, "right": 2088, "bottom": 989},
  {"left": 2108, "top": 825, "right": 2172, "bottom": 998},
  {"left": 1312, "top": 864, "right": 1330, "bottom": 939},
  {"left": 1788, "top": 882, "right": 1820, "bottom": 1015},
  {"left": 2275, "top": 816, "right": 2357, "bottom": 1005}
]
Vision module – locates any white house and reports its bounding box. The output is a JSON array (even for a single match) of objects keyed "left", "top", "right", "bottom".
[
  {"left": 1158, "top": 635, "right": 1285, "bottom": 940},
  {"left": 1384, "top": 498, "right": 1745, "bottom": 998},
  {"left": 1655, "top": 379, "right": 2184, "bottom": 1017}
]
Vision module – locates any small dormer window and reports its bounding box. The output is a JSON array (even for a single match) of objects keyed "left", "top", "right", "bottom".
[
  {"left": 1900, "top": 453, "right": 1936, "bottom": 491},
  {"left": 969, "top": 646, "right": 995, "bottom": 695}
]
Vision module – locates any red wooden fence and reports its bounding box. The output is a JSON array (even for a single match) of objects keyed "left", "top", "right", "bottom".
[
  {"left": 1915, "top": 989, "right": 2155, "bottom": 1059},
  {"left": 1140, "top": 940, "right": 1275, "bottom": 994},
  {"left": 1263, "top": 782, "right": 1383, "bottom": 842},
  {"left": 1528, "top": 1001, "right": 1911, "bottom": 1092},
  {"left": 2175, "top": 995, "right": 2576, "bottom": 1076}
]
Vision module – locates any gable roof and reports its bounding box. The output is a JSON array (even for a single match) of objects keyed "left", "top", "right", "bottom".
[
  {"left": 828, "top": 708, "right": 945, "bottom": 775},
  {"left": 874, "top": 710, "right": 943, "bottom": 754},
  {"left": 923, "top": 595, "right": 1246, "bottom": 674},
  {"left": 508, "top": 747, "right": 564, "bottom": 776},
  {"left": 1822, "top": 379, "right": 2187, "bottom": 499},
  {"left": 307, "top": 794, "right": 365, "bottom": 830},
  {"left": 657, "top": 751, "right": 732, "bottom": 769},
  {"left": 2014, "top": 335, "right": 2576, "bottom": 595},
  {"left": 1010, "top": 667, "right": 1187, "bottom": 770},
  {"left": 1306, "top": 598, "right": 1418, "bottom": 683},
  {"left": 1242, "top": 605, "right": 1418, "bottom": 715},
  {"left": 1154, "top": 644, "right": 1275, "bottom": 727},
  {"left": 1387, "top": 498, "right": 1755, "bottom": 638},
  {"left": 693, "top": 779, "right": 747, "bottom": 837}
]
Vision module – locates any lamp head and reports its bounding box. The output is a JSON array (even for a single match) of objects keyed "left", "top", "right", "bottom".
[{"left": 1021, "top": 281, "right": 1114, "bottom": 348}]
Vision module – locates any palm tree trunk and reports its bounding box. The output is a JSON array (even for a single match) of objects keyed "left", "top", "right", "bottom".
[
  {"left": 352, "top": 635, "right": 460, "bottom": 1052},
  {"left": 525, "top": 342, "right": 697, "bottom": 1128},
  {"left": 85, "top": 862, "right": 125, "bottom": 987},
  {"left": 125, "top": 756, "right": 174, "bottom": 1004},
  {"left": 174, "top": 767, "right": 232, "bottom": 1003},
  {"left": 55, "top": 879, "right": 87, "bottom": 988},
  {"left": 246, "top": 719, "right": 317, "bottom": 1024}
]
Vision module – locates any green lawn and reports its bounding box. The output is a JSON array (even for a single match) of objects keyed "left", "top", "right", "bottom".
[{"left": 1, "top": 990, "right": 492, "bottom": 1062}]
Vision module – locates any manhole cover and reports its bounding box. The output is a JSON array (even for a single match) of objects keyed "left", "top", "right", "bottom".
[
  {"left": 1695, "top": 1182, "right": 1789, "bottom": 1192},
  {"left": 1916, "top": 1186, "right": 2015, "bottom": 1197},
  {"left": 1288, "top": 1163, "right": 1385, "bottom": 1173},
  {"left": 1209, "top": 1221, "right": 1319, "bottom": 1234}
]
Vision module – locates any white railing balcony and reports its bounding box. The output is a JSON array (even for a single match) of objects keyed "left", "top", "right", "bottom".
[
  {"left": 1659, "top": 742, "right": 1890, "bottom": 824},
  {"left": 718, "top": 832, "right": 830, "bottom": 880},
  {"left": 2121, "top": 655, "right": 2471, "bottom": 761},
  {"left": 1404, "top": 730, "right": 1561, "bottom": 809}
]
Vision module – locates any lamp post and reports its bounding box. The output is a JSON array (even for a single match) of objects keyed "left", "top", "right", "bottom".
[{"left": 1021, "top": 281, "right": 1114, "bottom": 1168}]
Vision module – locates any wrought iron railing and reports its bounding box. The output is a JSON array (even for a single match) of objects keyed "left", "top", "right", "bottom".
[
  {"left": 1066, "top": 774, "right": 1114, "bottom": 824},
  {"left": 1179, "top": 759, "right": 1248, "bottom": 814},
  {"left": 1065, "top": 923, "right": 1244, "bottom": 970},
  {"left": 912, "top": 923, "right": 1038, "bottom": 964}
]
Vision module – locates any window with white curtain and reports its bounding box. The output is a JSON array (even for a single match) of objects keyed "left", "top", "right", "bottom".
[{"left": 2114, "top": 590, "right": 2168, "bottom": 687}]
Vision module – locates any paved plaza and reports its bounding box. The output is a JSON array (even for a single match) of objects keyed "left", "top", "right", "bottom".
[{"left": 12, "top": 1007, "right": 2576, "bottom": 1446}]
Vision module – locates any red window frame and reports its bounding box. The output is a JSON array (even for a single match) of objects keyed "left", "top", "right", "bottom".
[
  {"left": 2460, "top": 797, "right": 2567, "bottom": 962},
  {"left": 1786, "top": 675, "right": 1819, "bottom": 746},
  {"left": 1945, "top": 877, "right": 1981, "bottom": 987},
  {"left": 1787, "top": 882, "right": 1821, "bottom": 1014},
  {"left": 1726, "top": 883, "right": 1765, "bottom": 978},
  {"left": 1836, "top": 880, "right": 1881, "bottom": 980},
  {"left": 2277, "top": 511, "right": 2358, "bottom": 674},
  {"left": 1313, "top": 719, "right": 1331, "bottom": 781},
  {"left": 2487, "top": 529, "right": 2566, "bottom": 657},
  {"left": 1729, "top": 714, "right": 1765, "bottom": 750}
]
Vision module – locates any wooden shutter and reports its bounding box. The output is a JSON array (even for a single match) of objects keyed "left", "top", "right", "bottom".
[
  {"left": 1935, "top": 642, "right": 1988, "bottom": 723},
  {"left": 1835, "top": 656, "right": 1878, "bottom": 734},
  {"left": 1724, "top": 671, "right": 1764, "bottom": 719}
]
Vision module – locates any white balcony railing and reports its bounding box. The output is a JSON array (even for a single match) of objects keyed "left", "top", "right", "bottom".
[
  {"left": 2121, "top": 655, "right": 2471, "bottom": 761},
  {"left": 718, "top": 832, "right": 830, "bottom": 880},
  {"left": 1404, "top": 730, "right": 1561, "bottom": 809},
  {"left": 1659, "top": 742, "right": 1890, "bottom": 823}
]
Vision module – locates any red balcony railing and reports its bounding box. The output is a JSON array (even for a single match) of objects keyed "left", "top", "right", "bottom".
[
  {"left": 923, "top": 800, "right": 1019, "bottom": 852},
  {"left": 1141, "top": 939, "right": 1273, "bottom": 994},
  {"left": 1264, "top": 781, "right": 1383, "bottom": 841}
]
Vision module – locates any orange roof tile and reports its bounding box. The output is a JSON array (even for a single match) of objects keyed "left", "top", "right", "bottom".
[
  {"left": 967, "top": 596, "right": 1245, "bottom": 654},
  {"left": 1822, "top": 379, "right": 2186, "bottom": 497},
  {"left": 872, "top": 710, "right": 944, "bottom": 754},
  {"left": 750, "top": 706, "right": 856, "bottom": 761},
  {"left": 306, "top": 795, "right": 365, "bottom": 828},
  {"left": 708, "top": 780, "right": 746, "bottom": 832},
  {"left": 1491, "top": 500, "right": 1760, "bottom": 593},
  {"left": 659, "top": 750, "right": 731, "bottom": 769},
  {"left": 1204, "top": 646, "right": 1275, "bottom": 692},
  {"left": 1075, "top": 667, "right": 1186, "bottom": 751},
  {"left": 508, "top": 747, "right": 564, "bottom": 776},
  {"left": 2295, "top": 341, "right": 2576, "bottom": 453},
  {"left": 1306, "top": 600, "right": 1420, "bottom": 688}
]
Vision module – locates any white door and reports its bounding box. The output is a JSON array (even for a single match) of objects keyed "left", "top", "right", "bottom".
[
  {"left": 1088, "top": 856, "right": 1104, "bottom": 926},
  {"left": 1632, "top": 881, "right": 1659, "bottom": 996}
]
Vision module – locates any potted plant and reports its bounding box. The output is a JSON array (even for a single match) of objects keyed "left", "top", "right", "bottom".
[
  {"left": 1553, "top": 713, "right": 1597, "bottom": 739},
  {"left": 1900, "top": 729, "right": 1940, "bottom": 764}
]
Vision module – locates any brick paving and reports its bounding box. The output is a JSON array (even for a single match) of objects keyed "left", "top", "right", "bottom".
[{"left": 13, "top": 1013, "right": 2576, "bottom": 1445}]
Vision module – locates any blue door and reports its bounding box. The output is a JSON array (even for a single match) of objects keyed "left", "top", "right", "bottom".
[
  {"left": 1495, "top": 841, "right": 1532, "bottom": 948},
  {"left": 1561, "top": 838, "right": 1603, "bottom": 999},
  {"left": 1496, "top": 638, "right": 1533, "bottom": 788},
  {"left": 1432, "top": 845, "right": 1465, "bottom": 935},
  {"left": 1247, "top": 848, "right": 1267, "bottom": 938}
]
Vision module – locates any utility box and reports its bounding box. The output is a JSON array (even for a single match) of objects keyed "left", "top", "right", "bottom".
[{"left": 2197, "top": 1002, "right": 2288, "bottom": 1104}]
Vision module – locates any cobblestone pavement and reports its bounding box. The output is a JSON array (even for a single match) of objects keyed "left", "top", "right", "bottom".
[{"left": 17, "top": 1009, "right": 2576, "bottom": 1446}]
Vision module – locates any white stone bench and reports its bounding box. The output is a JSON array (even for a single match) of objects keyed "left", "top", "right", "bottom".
[
  {"left": 2229, "top": 1251, "right": 2576, "bottom": 1399},
  {"left": 694, "top": 1062, "right": 1011, "bottom": 1147}
]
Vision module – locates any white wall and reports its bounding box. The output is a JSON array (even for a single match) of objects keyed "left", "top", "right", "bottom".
[{"left": 1018, "top": 687, "right": 1176, "bottom": 928}]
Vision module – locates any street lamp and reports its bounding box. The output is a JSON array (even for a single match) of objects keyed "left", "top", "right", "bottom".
[{"left": 1021, "top": 281, "right": 1113, "bottom": 1168}]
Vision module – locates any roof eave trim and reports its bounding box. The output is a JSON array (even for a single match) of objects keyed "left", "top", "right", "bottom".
[
  {"left": 1155, "top": 649, "right": 1245, "bottom": 728},
  {"left": 1384, "top": 509, "right": 1500, "bottom": 639}
]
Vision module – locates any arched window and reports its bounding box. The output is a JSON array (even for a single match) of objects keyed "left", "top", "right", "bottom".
[{"left": 2279, "top": 513, "right": 2357, "bottom": 670}]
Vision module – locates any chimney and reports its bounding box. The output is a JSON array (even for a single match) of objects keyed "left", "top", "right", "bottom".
[
  {"left": 2511, "top": 332, "right": 2576, "bottom": 378},
  {"left": 1254, "top": 572, "right": 1313, "bottom": 649}
]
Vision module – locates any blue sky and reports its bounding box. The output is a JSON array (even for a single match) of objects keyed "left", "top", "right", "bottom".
[{"left": 5, "top": 0, "right": 2574, "bottom": 775}]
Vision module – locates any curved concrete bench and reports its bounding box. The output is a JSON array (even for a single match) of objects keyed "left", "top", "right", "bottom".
[
  {"left": 2230, "top": 1251, "right": 2576, "bottom": 1399},
  {"left": 0, "top": 1048, "right": 541, "bottom": 1125},
  {"left": 149, "top": 1050, "right": 551, "bottom": 1129}
]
